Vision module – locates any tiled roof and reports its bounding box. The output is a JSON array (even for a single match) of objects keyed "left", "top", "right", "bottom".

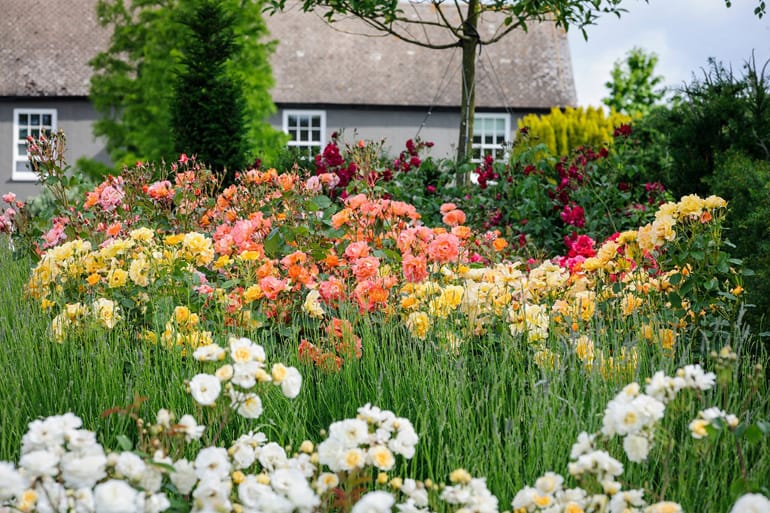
[
  {"left": 0, "top": 0, "right": 576, "bottom": 108},
  {"left": 0, "top": 0, "right": 111, "bottom": 96}
]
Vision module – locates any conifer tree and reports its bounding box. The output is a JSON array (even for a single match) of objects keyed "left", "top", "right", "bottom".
[{"left": 171, "top": 0, "right": 247, "bottom": 185}]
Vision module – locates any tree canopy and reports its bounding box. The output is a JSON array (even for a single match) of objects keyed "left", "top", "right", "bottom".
[
  {"left": 90, "top": 0, "right": 285, "bottom": 170},
  {"left": 603, "top": 47, "right": 666, "bottom": 117}
]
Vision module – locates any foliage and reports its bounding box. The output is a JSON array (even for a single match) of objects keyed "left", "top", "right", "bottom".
[
  {"left": 0, "top": 241, "right": 768, "bottom": 511},
  {"left": 1, "top": 129, "right": 769, "bottom": 511},
  {"left": 516, "top": 106, "right": 632, "bottom": 157},
  {"left": 90, "top": 0, "right": 284, "bottom": 170},
  {"left": 638, "top": 55, "right": 770, "bottom": 198},
  {"left": 705, "top": 152, "right": 770, "bottom": 323},
  {"left": 630, "top": 54, "right": 770, "bottom": 323},
  {"left": 602, "top": 47, "right": 666, "bottom": 116},
  {"left": 171, "top": 0, "right": 249, "bottom": 186}
]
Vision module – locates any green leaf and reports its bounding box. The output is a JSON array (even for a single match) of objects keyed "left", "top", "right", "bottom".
[
  {"left": 302, "top": 199, "right": 320, "bottom": 212},
  {"left": 314, "top": 195, "right": 332, "bottom": 209},
  {"left": 730, "top": 477, "right": 750, "bottom": 497},
  {"left": 744, "top": 424, "right": 763, "bottom": 443},
  {"left": 757, "top": 420, "right": 770, "bottom": 435},
  {"left": 263, "top": 228, "right": 282, "bottom": 258},
  {"left": 116, "top": 434, "right": 133, "bottom": 451}
]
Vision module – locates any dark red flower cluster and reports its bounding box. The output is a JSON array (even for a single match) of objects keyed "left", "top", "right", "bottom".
[
  {"left": 644, "top": 181, "right": 667, "bottom": 205},
  {"left": 315, "top": 139, "right": 358, "bottom": 191},
  {"left": 564, "top": 233, "right": 596, "bottom": 258},
  {"left": 393, "top": 138, "right": 433, "bottom": 173},
  {"left": 560, "top": 203, "right": 586, "bottom": 228},
  {"left": 474, "top": 154, "right": 499, "bottom": 190},
  {"left": 613, "top": 123, "right": 632, "bottom": 138}
]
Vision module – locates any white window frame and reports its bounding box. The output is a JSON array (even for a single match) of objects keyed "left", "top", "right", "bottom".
[
  {"left": 471, "top": 113, "right": 510, "bottom": 163},
  {"left": 282, "top": 110, "right": 326, "bottom": 159},
  {"left": 12, "top": 108, "right": 57, "bottom": 182}
]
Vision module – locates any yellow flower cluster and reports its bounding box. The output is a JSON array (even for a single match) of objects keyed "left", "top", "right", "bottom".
[
  {"left": 28, "top": 228, "right": 217, "bottom": 342},
  {"left": 159, "top": 306, "right": 213, "bottom": 351},
  {"left": 50, "top": 298, "right": 120, "bottom": 343}
]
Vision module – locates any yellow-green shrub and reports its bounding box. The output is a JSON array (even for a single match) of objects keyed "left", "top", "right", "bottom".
[{"left": 518, "top": 106, "right": 632, "bottom": 156}]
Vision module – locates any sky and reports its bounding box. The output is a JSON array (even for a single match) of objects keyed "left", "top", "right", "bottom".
[{"left": 567, "top": 0, "right": 770, "bottom": 107}]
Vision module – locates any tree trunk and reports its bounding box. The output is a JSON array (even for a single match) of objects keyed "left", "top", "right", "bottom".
[{"left": 456, "top": 0, "right": 479, "bottom": 186}]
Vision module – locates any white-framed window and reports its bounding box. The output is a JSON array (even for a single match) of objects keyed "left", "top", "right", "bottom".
[
  {"left": 471, "top": 113, "right": 509, "bottom": 162},
  {"left": 283, "top": 110, "right": 326, "bottom": 159},
  {"left": 12, "top": 108, "right": 57, "bottom": 181}
]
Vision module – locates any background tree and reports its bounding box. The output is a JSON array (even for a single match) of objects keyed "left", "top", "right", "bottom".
[
  {"left": 171, "top": 0, "right": 248, "bottom": 185},
  {"left": 603, "top": 47, "right": 666, "bottom": 116},
  {"left": 266, "top": 0, "right": 764, "bottom": 184},
  {"left": 90, "top": 0, "right": 284, "bottom": 171},
  {"left": 632, "top": 54, "right": 770, "bottom": 324}
]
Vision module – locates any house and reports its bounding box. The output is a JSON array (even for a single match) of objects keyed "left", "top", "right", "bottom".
[{"left": 1, "top": 0, "right": 576, "bottom": 200}]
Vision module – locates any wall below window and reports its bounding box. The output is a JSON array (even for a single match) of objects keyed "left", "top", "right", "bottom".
[
  {"left": 0, "top": 98, "right": 110, "bottom": 201},
  {"left": 270, "top": 106, "right": 527, "bottom": 161}
]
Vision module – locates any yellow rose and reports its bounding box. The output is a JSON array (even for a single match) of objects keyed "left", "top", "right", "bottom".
[{"left": 406, "top": 311, "right": 431, "bottom": 340}]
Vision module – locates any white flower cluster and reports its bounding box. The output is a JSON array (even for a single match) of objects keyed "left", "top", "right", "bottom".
[
  {"left": 512, "top": 363, "right": 719, "bottom": 513},
  {"left": 0, "top": 413, "right": 170, "bottom": 513},
  {"left": 190, "top": 336, "right": 302, "bottom": 418},
  {"left": 601, "top": 382, "right": 665, "bottom": 463},
  {"left": 318, "top": 404, "right": 418, "bottom": 473},
  {"left": 689, "top": 407, "right": 739, "bottom": 439},
  {"left": 440, "top": 469, "right": 498, "bottom": 513},
  {"left": 599, "top": 364, "right": 717, "bottom": 463}
]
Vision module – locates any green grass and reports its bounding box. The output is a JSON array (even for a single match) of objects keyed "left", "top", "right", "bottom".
[{"left": 0, "top": 246, "right": 768, "bottom": 510}]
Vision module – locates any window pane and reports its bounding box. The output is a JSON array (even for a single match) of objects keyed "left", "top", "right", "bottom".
[
  {"left": 485, "top": 135, "right": 493, "bottom": 145},
  {"left": 288, "top": 115, "right": 298, "bottom": 128},
  {"left": 16, "top": 160, "right": 30, "bottom": 172},
  {"left": 300, "top": 129, "right": 309, "bottom": 142},
  {"left": 19, "top": 128, "right": 28, "bottom": 139},
  {"left": 18, "top": 143, "right": 27, "bottom": 156},
  {"left": 42, "top": 114, "right": 52, "bottom": 126},
  {"left": 19, "top": 113, "right": 28, "bottom": 125},
  {"left": 496, "top": 118, "right": 505, "bottom": 133},
  {"left": 288, "top": 131, "right": 297, "bottom": 141},
  {"left": 311, "top": 116, "right": 321, "bottom": 129},
  {"left": 31, "top": 128, "right": 40, "bottom": 137},
  {"left": 31, "top": 114, "right": 40, "bottom": 125},
  {"left": 473, "top": 134, "right": 481, "bottom": 144},
  {"left": 311, "top": 129, "right": 320, "bottom": 142},
  {"left": 299, "top": 117, "right": 309, "bottom": 128}
]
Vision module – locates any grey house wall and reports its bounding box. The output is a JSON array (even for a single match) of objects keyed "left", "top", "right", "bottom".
[
  {"left": 2, "top": 99, "right": 532, "bottom": 201},
  {"left": 269, "top": 106, "right": 529, "bottom": 159},
  {"left": 0, "top": 98, "right": 110, "bottom": 200}
]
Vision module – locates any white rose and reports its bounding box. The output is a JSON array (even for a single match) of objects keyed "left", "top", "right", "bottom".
[
  {"left": 189, "top": 373, "right": 221, "bottom": 405},
  {"left": 60, "top": 450, "right": 107, "bottom": 488},
  {"left": 169, "top": 459, "right": 197, "bottom": 495},
  {"left": 280, "top": 367, "right": 302, "bottom": 399},
  {"left": 729, "top": 493, "right": 770, "bottom": 513},
  {"left": 623, "top": 434, "right": 651, "bottom": 463},
  {"left": 352, "top": 491, "right": 395, "bottom": 513},
  {"left": 93, "top": 479, "right": 140, "bottom": 513}
]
